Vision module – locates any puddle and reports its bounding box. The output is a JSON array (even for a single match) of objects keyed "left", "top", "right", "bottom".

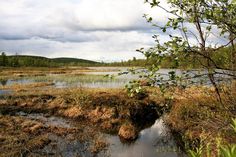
[
  {"left": 37, "top": 134, "right": 94, "bottom": 157},
  {"left": 0, "top": 89, "right": 13, "bottom": 95},
  {"left": 0, "top": 79, "right": 35, "bottom": 86},
  {"left": 16, "top": 112, "right": 71, "bottom": 128},
  {"left": 99, "top": 118, "right": 185, "bottom": 157}
]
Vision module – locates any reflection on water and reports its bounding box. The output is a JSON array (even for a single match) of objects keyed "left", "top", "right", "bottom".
[
  {"left": 0, "top": 79, "right": 35, "bottom": 86},
  {"left": 100, "top": 118, "right": 184, "bottom": 157},
  {"left": 1, "top": 68, "right": 233, "bottom": 89},
  {"left": 16, "top": 112, "right": 72, "bottom": 128},
  {"left": 0, "top": 72, "right": 135, "bottom": 89},
  {"left": 0, "top": 79, "right": 7, "bottom": 86},
  {"left": 41, "top": 134, "right": 93, "bottom": 157},
  {"left": 53, "top": 80, "right": 129, "bottom": 88},
  {"left": 0, "top": 89, "right": 13, "bottom": 95}
]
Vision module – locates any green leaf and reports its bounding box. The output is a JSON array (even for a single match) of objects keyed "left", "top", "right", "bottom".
[
  {"left": 148, "top": 17, "right": 153, "bottom": 22},
  {"left": 162, "top": 27, "right": 166, "bottom": 32}
]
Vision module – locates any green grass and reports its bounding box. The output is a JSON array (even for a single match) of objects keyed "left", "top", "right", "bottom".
[
  {"left": 28, "top": 74, "right": 119, "bottom": 84},
  {"left": 187, "top": 119, "right": 236, "bottom": 157}
]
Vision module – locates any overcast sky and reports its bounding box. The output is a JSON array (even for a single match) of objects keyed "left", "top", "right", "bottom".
[
  {"left": 0, "top": 0, "right": 228, "bottom": 62},
  {"left": 0, "top": 0, "right": 171, "bottom": 62}
]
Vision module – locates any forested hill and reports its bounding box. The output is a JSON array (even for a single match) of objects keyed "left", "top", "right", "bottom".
[
  {"left": 0, "top": 54, "right": 100, "bottom": 67},
  {"left": 51, "top": 57, "right": 97, "bottom": 64}
]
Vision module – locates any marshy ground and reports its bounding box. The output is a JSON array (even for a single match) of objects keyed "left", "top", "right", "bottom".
[
  {"left": 0, "top": 88, "right": 167, "bottom": 157},
  {"left": 0, "top": 67, "right": 235, "bottom": 157}
]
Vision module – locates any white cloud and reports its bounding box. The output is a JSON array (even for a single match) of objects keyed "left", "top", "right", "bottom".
[
  {"left": 2, "top": 0, "right": 226, "bottom": 61},
  {"left": 0, "top": 0, "right": 164, "bottom": 61},
  {"left": 0, "top": 30, "right": 154, "bottom": 61}
]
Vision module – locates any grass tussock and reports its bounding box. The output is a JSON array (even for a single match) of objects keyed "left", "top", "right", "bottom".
[{"left": 89, "top": 135, "right": 108, "bottom": 154}]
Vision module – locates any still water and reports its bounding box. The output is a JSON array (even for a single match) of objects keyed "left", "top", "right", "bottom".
[
  {"left": 0, "top": 68, "right": 233, "bottom": 89},
  {"left": 15, "top": 111, "right": 184, "bottom": 157},
  {"left": 99, "top": 118, "right": 184, "bottom": 157},
  {"left": 0, "top": 89, "right": 13, "bottom": 95}
]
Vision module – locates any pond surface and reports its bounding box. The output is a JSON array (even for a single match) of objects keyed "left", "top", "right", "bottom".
[
  {"left": 0, "top": 67, "right": 233, "bottom": 89},
  {"left": 0, "top": 67, "right": 135, "bottom": 88}
]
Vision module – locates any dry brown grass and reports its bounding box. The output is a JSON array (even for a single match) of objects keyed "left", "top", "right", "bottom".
[
  {"left": 118, "top": 122, "right": 138, "bottom": 140},
  {"left": 165, "top": 84, "right": 236, "bottom": 150},
  {"left": 0, "top": 82, "right": 54, "bottom": 91},
  {"left": 89, "top": 135, "right": 108, "bottom": 154},
  {"left": 0, "top": 116, "right": 50, "bottom": 157},
  {"left": 63, "top": 106, "right": 83, "bottom": 118}
]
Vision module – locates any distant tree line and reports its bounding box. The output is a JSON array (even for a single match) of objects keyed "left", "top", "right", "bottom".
[
  {"left": 0, "top": 47, "right": 233, "bottom": 68},
  {"left": 0, "top": 53, "right": 101, "bottom": 67},
  {"left": 107, "top": 46, "right": 234, "bottom": 69}
]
